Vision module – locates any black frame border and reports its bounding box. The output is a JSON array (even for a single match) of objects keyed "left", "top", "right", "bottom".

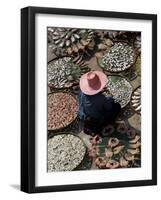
[{"left": 21, "top": 6, "right": 157, "bottom": 193}]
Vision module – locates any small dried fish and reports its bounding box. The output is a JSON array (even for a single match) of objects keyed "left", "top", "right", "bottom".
[
  {"left": 129, "top": 141, "right": 141, "bottom": 149},
  {"left": 105, "top": 149, "right": 113, "bottom": 158},
  {"left": 108, "top": 137, "right": 119, "bottom": 148},
  {"left": 127, "top": 148, "right": 140, "bottom": 155},
  {"left": 113, "top": 145, "right": 125, "bottom": 154},
  {"left": 48, "top": 92, "right": 78, "bottom": 130},
  {"left": 48, "top": 134, "right": 86, "bottom": 172},
  {"left": 129, "top": 135, "right": 140, "bottom": 144},
  {"left": 106, "top": 160, "right": 119, "bottom": 169},
  {"left": 48, "top": 27, "right": 94, "bottom": 56},
  {"left": 124, "top": 153, "right": 135, "bottom": 161},
  {"left": 132, "top": 103, "right": 140, "bottom": 107},
  {"left": 135, "top": 105, "right": 141, "bottom": 111},
  {"left": 100, "top": 42, "right": 135, "bottom": 72},
  {"left": 131, "top": 87, "right": 141, "bottom": 114},
  {"left": 48, "top": 57, "right": 82, "bottom": 89},
  {"left": 120, "top": 156, "right": 129, "bottom": 167}
]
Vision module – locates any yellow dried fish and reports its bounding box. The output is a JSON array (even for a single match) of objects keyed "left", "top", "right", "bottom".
[
  {"left": 129, "top": 135, "right": 140, "bottom": 144},
  {"left": 106, "top": 160, "right": 119, "bottom": 169},
  {"left": 127, "top": 148, "right": 140, "bottom": 155},
  {"left": 124, "top": 153, "right": 135, "bottom": 161},
  {"left": 129, "top": 141, "right": 141, "bottom": 148},
  {"left": 113, "top": 145, "right": 125, "bottom": 154},
  {"left": 108, "top": 137, "right": 119, "bottom": 148},
  {"left": 120, "top": 156, "right": 129, "bottom": 167}
]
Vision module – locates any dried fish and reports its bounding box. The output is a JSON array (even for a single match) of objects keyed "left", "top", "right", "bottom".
[
  {"left": 129, "top": 135, "right": 140, "bottom": 144},
  {"left": 105, "top": 148, "right": 113, "bottom": 158},
  {"left": 48, "top": 27, "right": 94, "bottom": 56},
  {"left": 90, "top": 135, "right": 102, "bottom": 145},
  {"left": 48, "top": 92, "right": 78, "bottom": 130},
  {"left": 113, "top": 145, "right": 125, "bottom": 154},
  {"left": 108, "top": 137, "right": 119, "bottom": 148},
  {"left": 116, "top": 123, "right": 127, "bottom": 134},
  {"left": 48, "top": 57, "right": 82, "bottom": 89},
  {"left": 89, "top": 131, "right": 141, "bottom": 169},
  {"left": 127, "top": 129, "right": 136, "bottom": 139},
  {"left": 129, "top": 141, "right": 141, "bottom": 148},
  {"left": 99, "top": 42, "right": 135, "bottom": 72},
  {"left": 48, "top": 134, "right": 86, "bottom": 172},
  {"left": 88, "top": 146, "right": 99, "bottom": 158},
  {"left": 127, "top": 148, "right": 140, "bottom": 155},
  {"left": 124, "top": 153, "right": 135, "bottom": 161},
  {"left": 106, "top": 160, "right": 119, "bottom": 169},
  {"left": 131, "top": 87, "right": 141, "bottom": 114},
  {"left": 95, "top": 157, "right": 106, "bottom": 169},
  {"left": 102, "top": 124, "right": 114, "bottom": 136},
  {"left": 120, "top": 156, "right": 129, "bottom": 167}
]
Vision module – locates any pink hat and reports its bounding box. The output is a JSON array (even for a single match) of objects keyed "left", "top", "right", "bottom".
[{"left": 80, "top": 71, "right": 108, "bottom": 95}]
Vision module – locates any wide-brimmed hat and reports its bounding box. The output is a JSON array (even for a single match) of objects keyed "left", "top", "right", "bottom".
[{"left": 80, "top": 71, "right": 108, "bottom": 95}]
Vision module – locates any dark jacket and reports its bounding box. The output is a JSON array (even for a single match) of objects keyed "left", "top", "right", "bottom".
[{"left": 79, "top": 91, "right": 115, "bottom": 121}]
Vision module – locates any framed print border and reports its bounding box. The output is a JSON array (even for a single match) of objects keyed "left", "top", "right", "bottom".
[{"left": 21, "top": 6, "right": 157, "bottom": 193}]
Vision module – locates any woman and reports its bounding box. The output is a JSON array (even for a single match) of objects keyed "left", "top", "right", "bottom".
[{"left": 79, "top": 71, "right": 121, "bottom": 135}]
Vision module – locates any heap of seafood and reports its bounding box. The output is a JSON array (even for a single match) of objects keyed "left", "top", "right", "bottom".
[
  {"left": 99, "top": 42, "right": 135, "bottom": 72},
  {"left": 48, "top": 28, "right": 94, "bottom": 56},
  {"left": 48, "top": 134, "right": 86, "bottom": 172},
  {"left": 48, "top": 92, "right": 78, "bottom": 130}
]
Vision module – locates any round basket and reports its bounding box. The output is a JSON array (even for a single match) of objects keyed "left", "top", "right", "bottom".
[
  {"left": 48, "top": 92, "right": 78, "bottom": 131},
  {"left": 97, "top": 42, "right": 137, "bottom": 73},
  {"left": 48, "top": 56, "right": 81, "bottom": 89},
  {"left": 48, "top": 133, "right": 86, "bottom": 172}
]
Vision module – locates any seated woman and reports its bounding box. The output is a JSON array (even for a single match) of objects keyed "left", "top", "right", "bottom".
[{"left": 79, "top": 71, "right": 121, "bottom": 135}]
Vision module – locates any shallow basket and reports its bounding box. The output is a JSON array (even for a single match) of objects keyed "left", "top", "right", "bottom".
[
  {"left": 48, "top": 91, "right": 79, "bottom": 131},
  {"left": 48, "top": 133, "right": 87, "bottom": 172}
]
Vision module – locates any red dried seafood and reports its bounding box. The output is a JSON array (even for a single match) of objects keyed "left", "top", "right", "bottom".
[{"left": 48, "top": 92, "right": 78, "bottom": 130}]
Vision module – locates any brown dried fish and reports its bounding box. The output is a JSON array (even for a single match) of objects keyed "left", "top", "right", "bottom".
[
  {"left": 129, "top": 141, "right": 141, "bottom": 149},
  {"left": 127, "top": 148, "right": 140, "bottom": 155},
  {"left": 113, "top": 145, "right": 125, "bottom": 155},
  {"left": 120, "top": 156, "right": 129, "bottom": 167},
  {"left": 106, "top": 160, "right": 120, "bottom": 169},
  {"left": 48, "top": 92, "right": 78, "bottom": 130},
  {"left": 108, "top": 137, "right": 119, "bottom": 148},
  {"left": 129, "top": 135, "right": 140, "bottom": 144},
  {"left": 105, "top": 148, "right": 113, "bottom": 158},
  {"left": 124, "top": 153, "right": 135, "bottom": 161}
]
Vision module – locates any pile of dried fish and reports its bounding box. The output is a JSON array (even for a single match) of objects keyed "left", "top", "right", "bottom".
[
  {"left": 99, "top": 42, "right": 135, "bottom": 72},
  {"left": 106, "top": 31, "right": 128, "bottom": 40},
  {"left": 48, "top": 134, "right": 86, "bottom": 172},
  {"left": 48, "top": 27, "right": 94, "bottom": 56},
  {"left": 88, "top": 133, "right": 141, "bottom": 169},
  {"left": 134, "top": 35, "right": 141, "bottom": 49},
  {"left": 104, "top": 76, "right": 133, "bottom": 108},
  {"left": 131, "top": 87, "right": 141, "bottom": 114},
  {"left": 48, "top": 92, "right": 78, "bottom": 130},
  {"left": 48, "top": 57, "right": 81, "bottom": 88}
]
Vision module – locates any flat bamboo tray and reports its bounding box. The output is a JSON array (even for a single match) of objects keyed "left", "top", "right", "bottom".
[{"left": 48, "top": 92, "right": 78, "bottom": 131}]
